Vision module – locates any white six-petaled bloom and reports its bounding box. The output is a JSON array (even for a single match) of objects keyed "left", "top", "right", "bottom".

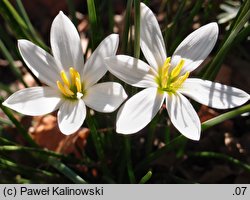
[
  {"left": 105, "top": 3, "right": 250, "bottom": 140},
  {"left": 2, "top": 11, "right": 127, "bottom": 135}
]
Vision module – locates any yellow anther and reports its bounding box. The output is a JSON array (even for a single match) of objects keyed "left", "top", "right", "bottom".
[
  {"left": 158, "top": 57, "right": 171, "bottom": 88},
  {"left": 57, "top": 67, "right": 83, "bottom": 98},
  {"left": 75, "top": 77, "right": 82, "bottom": 92},
  {"left": 170, "top": 59, "right": 185, "bottom": 80},
  {"left": 70, "top": 67, "right": 76, "bottom": 85},
  {"left": 172, "top": 71, "right": 190, "bottom": 90},
  {"left": 57, "top": 81, "right": 69, "bottom": 97},
  {"left": 161, "top": 57, "right": 170, "bottom": 76},
  {"left": 156, "top": 57, "right": 190, "bottom": 93},
  {"left": 60, "top": 71, "right": 70, "bottom": 87}
]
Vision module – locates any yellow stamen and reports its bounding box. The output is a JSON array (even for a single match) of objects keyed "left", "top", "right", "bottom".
[
  {"left": 69, "top": 68, "right": 75, "bottom": 84},
  {"left": 75, "top": 77, "right": 82, "bottom": 92},
  {"left": 160, "top": 57, "right": 171, "bottom": 88},
  {"left": 171, "top": 71, "right": 190, "bottom": 90},
  {"left": 60, "top": 71, "right": 70, "bottom": 87},
  {"left": 57, "top": 81, "right": 74, "bottom": 97},
  {"left": 156, "top": 57, "right": 190, "bottom": 93},
  {"left": 161, "top": 57, "right": 171, "bottom": 76},
  {"left": 57, "top": 67, "right": 83, "bottom": 98},
  {"left": 170, "top": 59, "right": 185, "bottom": 80}
]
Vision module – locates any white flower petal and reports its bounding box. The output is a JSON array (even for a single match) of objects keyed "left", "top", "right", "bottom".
[
  {"left": 166, "top": 92, "right": 201, "bottom": 140},
  {"left": 140, "top": 3, "right": 167, "bottom": 71},
  {"left": 180, "top": 78, "right": 250, "bottom": 109},
  {"left": 58, "top": 99, "right": 86, "bottom": 135},
  {"left": 105, "top": 55, "right": 157, "bottom": 88},
  {"left": 82, "top": 34, "right": 119, "bottom": 89},
  {"left": 116, "top": 87, "right": 165, "bottom": 134},
  {"left": 171, "top": 23, "right": 219, "bottom": 75},
  {"left": 2, "top": 87, "right": 62, "bottom": 116},
  {"left": 84, "top": 82, "right": 127, "bottom": 113},
  {"left": 18, "top": 40, "right": 60, "bottom": 88},
  {"left": 50, "top": 11, "right": 84, "bottom": 72}
]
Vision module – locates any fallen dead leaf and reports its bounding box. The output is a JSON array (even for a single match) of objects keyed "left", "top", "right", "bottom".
[{"left": 30, "top": 114, "right": 89, "bottom": 158}]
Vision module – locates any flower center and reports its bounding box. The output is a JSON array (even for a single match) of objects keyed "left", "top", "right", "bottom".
[
  {"left": 156, "top": 57, "right": 190, "bottom": 94},
  {"left": 57, "top": 67, "right": 84, "bottom": 99}
]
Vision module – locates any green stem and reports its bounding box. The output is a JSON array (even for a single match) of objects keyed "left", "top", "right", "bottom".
[
  {"left": 139, "top": 170, "right": 152, "bottom": 183},
  {"left": 135, "top": 135, "right": 186, "bottom": 172},
  {"left": 134, "top": 0, "right": 140, "bottom": 59},
  {"left": 0, "top": 145, "right": 68, "bottom": 160},
  {"left": 202, "top": 103, "right": 250, "bottom": 131},
  {"left": 136, "top": 104, "right": 250, "bottom": 171},
  {"left": 0, "top": 157, "right": 54, "bottom": 177},
  {"left": 124, "top": 137, "right": 136, "bottom": 183},
  {"left": 0, "top": 39, "right": 28, "bottom": 88},
  {"left": 66, "top": 0, "right": 77, "bottom": 27},
  {"left": 86, "top": 114, "right": 104, "bottom": 161},
  {"left": 169, "top": 0, "right": 202, "bottom": 54},
  {"left": 0, "top": 82, "right": 12, "bottom": 94},
  {"left": 121, "top": 0, "right": 133, "bottom": 53},
  {"left": 189, "top": 151, "right": 250, "bottom": 172},
  {"left": 145, "top": 117, "right": 158, "bottom": 155},
  {"left": 0, "top": 97, "right": 36, "bottom": 147},
  {"left": 202, "top": 3, "right": 250, "bottom": 80},
  {"left": 87, "top": 0, "right": 101, "bottom": 49},
  {"left": 0, "top": 117, "right": 13, "bottom": 126},
  {"left": 15, "top": 0, "right": 46, "bottom": 50},
  {"left": 47, "top": 157, "right": 87, "bottom": 183},
  {"left": 86, "top": 114, "right": 113, "bottom": 180},
  {"left": 0, "top": 136, "right": 16, "bottom": 145}
]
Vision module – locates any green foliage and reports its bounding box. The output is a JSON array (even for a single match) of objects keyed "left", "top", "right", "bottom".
[{"left": 0, "top": 0, "right": 249, "bottom": 184}]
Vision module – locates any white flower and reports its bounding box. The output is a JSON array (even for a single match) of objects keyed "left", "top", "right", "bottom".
[
  {"left": 105, "top": 3, "right": 250, "bottom": 140},
  {"left": 2, "top": 11, "right": 127, "bottom": 135}
]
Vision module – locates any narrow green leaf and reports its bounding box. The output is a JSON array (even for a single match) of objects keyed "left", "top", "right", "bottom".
[
  {"left": 0, "top": 96, "right": 36, "bottom": 146},
  {"left": 0, "top": 39, "right": 28, "bottom": 88},
  {"left": 139, "top": 170, "right": 152, "bottom": 183},
  {"left": 0, "top": 157, "right": 54, "bottom": 177},
  {"left": 136, "top": 103, "right": 250, "bottom": 171},
  {"left": 15, "top": 0, "right": 45, "bottom": 47},
  {"left": 124, "top": 137, "right": 136, "bottom": 183},
  {"left": 202, "top": 103, "right": 250, "bottom": 131},
  {"left": 202, "top": 2, "right": 250, "bottom": 80},
  {"left": 121, "top": 0, "right": 133, "bottom": 53},
  {"left": 66, "top": 0, "right": 77, "bottom": 27},
  {"left": 0, "top": 82, "right": 12, "bottom": 94},
  {"left": 86, "top": 114, "right": 113, "bottom": 180},
  {"left": 47, "top": 157, "right": 87, "bottom": 184},
  {"left": 189, "top": 151, "right": 250, "bottom": 172},
  {"left": 87, "top": 0, "right": 102, "bottom": 49},
  {"left": 0, "top": 117, "right": 13, "bottom": 126},
  {"left": 134, "top": 0, "right": 140, "bottom": 58},
  {"left": 169, "top": 0, "right": 203, "bottom": 54},
  {"left": 107, "top": 0, "right": 115, "bottom": 32}
]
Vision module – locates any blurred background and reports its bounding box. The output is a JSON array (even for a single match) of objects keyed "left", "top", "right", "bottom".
[{"left": 0, "top": 0, "right": 249, "bottom": 183}]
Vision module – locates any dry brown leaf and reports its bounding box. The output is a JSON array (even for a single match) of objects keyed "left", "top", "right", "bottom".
[{"left": 30, "top": 114, "right": 89, "bottom": 157}]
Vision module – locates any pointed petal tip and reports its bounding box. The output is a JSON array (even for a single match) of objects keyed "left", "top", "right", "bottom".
[
  {"left": 140, "top": 2, "right": 146, "bottom": 8},
  {"left": 178, "top": 126, "right": 201, "bottom": 141},
  {"left": 116, "top": 127, "right": 137, "bottom": 135},
  {"left": 188, "top": 132, "right": 201, "bottom": 141},
  {"left": 17, "top": 39, "right": 29, "bottom": 49},
  {"left": 58, "top": 100, "right": 86, "bottom": 135},
  {"left": 2, "top": 100, "right": 8, "bottom": 108},
  {"left": 58, "top": 11, "right": 65, "bottom": 17},
  {"left": 59, "top": 127, "right": 77, "bottom": 135},
  {"left": 207, "top": 22, "right": 219, "bottom": 33}
]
